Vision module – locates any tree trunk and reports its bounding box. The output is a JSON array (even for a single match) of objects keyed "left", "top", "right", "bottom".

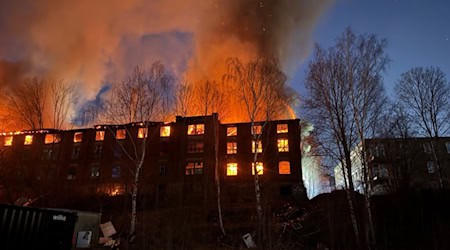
[
  {"left": 130, "top": 162, "right": 142, "bottom": 240},
  {"left": 214, "top": 118, "right": 226, "bottom": 236},
  {"left": 252, "top": 147, "right": 263, "bottom": 248}
]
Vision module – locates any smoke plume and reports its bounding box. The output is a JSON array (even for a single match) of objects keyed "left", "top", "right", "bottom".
[{"left": 0, "top": 0, "right": 332, "bottom": 122}]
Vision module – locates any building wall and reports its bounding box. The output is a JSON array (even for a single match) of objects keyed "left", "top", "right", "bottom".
[{"left": 0, "top": 114, "right": 305, "bottom": 207}]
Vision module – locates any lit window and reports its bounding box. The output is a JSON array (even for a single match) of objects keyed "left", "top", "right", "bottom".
[
  {"left": 138, "top": 128, "right": 148, "bottom": 138},
  {"left": 277, "top": 124, "right": 288, "bottom": 133},
  {"left": 160, "top": 126, "right": 171, "bottom": 137},
  {"left": 116, "top": 129, "right": 126, "bottom": 140},
  {"left": 73, "top": 132, "right": 83, "bottom": 143},
  {"left": 423, "top": 142, "right": 432, "bottom": 154},
  {"left": 90, "top": 166, "right": 100, "bottom": 178},
  {"left": 252, "top": 125, "right": 262, "bottom": 135},
  {"left": 95, "top": 131, "right": 105, "bottom": 141},
  {"left": 227, "top": 142, "right": 237, "bottom": 154},
  {"left": 252, "top": 162, "right": 264, "bottom": 175},
  {"left": 187, "top": 141, "right": 204, "bottom": 153},
  {"left": 24, "top": 135, "right": 33, "bottom": 145},
  {"left": 4, "top": 136, "right": 13, "bottom": 146},
  {"left": 427, "top": 161, "right": 435, "bottom": 173},
  {"left": 278, "top": 161, "right": 291, "bottom": 174},
  {"left": 446, "top": 142, "right": 450, "bottom": 154},
  {"left": 45, "top": 134, "right": 60, "bottom": 144},
  {"left": 185, "top": 162, "right": 203, "bottom": 175},
  {"left": 227, "top": 127, "right": 237, "bottom": 136},
  {"left": 278, "top": 139, "right": 289, "bottom": 152},
  {"left": 226, "top": 163, "right": 238, "bottom": 176},
  {"left": 252, "top": 140, "right": 262, "bottom": 153},
  {"left": 112, "top": 164, "right": 121, "bottom": 178},
  {"left": 187, "top": 124, "right": 205, "bottom": 135}
]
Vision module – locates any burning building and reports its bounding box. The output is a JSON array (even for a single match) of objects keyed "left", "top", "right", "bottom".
[{"left": 0, "top": 114, "right": 305, "bottom": 208}]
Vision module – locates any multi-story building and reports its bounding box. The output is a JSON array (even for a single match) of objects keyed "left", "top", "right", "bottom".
[
  {"left": 0, "top": 114, "right": 305, "bottom": 208},
  {"left": 334, "top": 137, "right": 450, "bottom": 195}
]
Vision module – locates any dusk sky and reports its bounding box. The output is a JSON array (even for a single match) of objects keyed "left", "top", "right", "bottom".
[{"left": 294, "top": 0, "right": 450, "bottom": 98}]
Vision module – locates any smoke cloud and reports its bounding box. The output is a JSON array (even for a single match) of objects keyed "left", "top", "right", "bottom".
[{"left": 0, "top": 0, "right": 332, "bottom": 118}]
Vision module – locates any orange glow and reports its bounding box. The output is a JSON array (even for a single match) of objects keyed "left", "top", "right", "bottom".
[
  {"left": 252, "top": 125, "right": 262, "bottom": 135},
  {"left": 24, "top": 135, "right": 33, "bottom": 145},
  {"left": 227, "top": 142, "right": 237, "bottom": 154},
  {"left": 227, "top": 127, "right": 237, "bottom": 136},
  {"left": 73, "top": 132, "right": 83, "bottom": 143},
  {"left": 226, "top": 163, "right": 238, "bottom": 176},
  {"left": 252, "top": 140, "right": 262, "bottom": 153},
  {"left": 277, "top": 138, "right": 289, "bottom": 152},
  {"left": 187, "top": 124, "right": 204, "bottom": 135},
  {"left": 95, "top": 130, "right": 105, "bottom": 141},
  {"left": 45, "top": 134, "right": 60, "bottom": 144},
  {"left": 277, "top": 124, "right": 288, "bottom": 133},
  {"left": 160, "top": 126, "right": 171, "bottom": 137},
  {"left": 138, "top": 128, "right": 148, "bottom": 138},
  {"left": 252, "top": 162, "right": 263, "bottom": 175},
  {"left": 4, "top": 136, "right": 13, "bottom": 146},
  {"left": 116, "top": 129, "right": 126, "bottom": 140},
  {"left": 278, "top": 161, "right": 291, "bottom": 174}
]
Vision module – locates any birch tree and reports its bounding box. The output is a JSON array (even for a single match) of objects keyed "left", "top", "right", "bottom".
[
  {"left": 395, "top": 66, "right": 450, "bottom": 188},
  {"left": 303, "top": 28, "right": 389, "bottom": 249},
  {"left": 100, "top": 62, "right": 173, "bottom": 240}
]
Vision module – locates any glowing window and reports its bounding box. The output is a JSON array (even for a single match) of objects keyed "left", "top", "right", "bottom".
[
  {"left": 45, "top": 134, "right": 60, "bottom": 144},
  {"left": 252, "top": 162, "right": 264, "bottom": 175},
  {"left": 185, "top": 162, "right": 203, "bottom": 175},
  {"left": 226, "top": 163, "right": 238, "bottom": 176},
  {"left": 187, "top": 124, "right": 205, "bottom": 135},
  {"left": 252, "top": 125, "right": 262, "bottom": 135},
  {"left": 116, "top": 129, "right": 126, "bottom": 140},
  {"left": 252, "top": 140, "right": 262, "bottom": 153},
  {"left": 278, "top": 161, "right": 291, "bottom": 174},
  {"left": 73, "top": 132, "right": 83, "bottom": 143},
  {"left": 95, "top": 130, "right": 105, "bottom": 141},
  {"left": 138, "top": 128, "right": 148, "bottom": 138},
  {"left": 3, "top": 136, "right": 13, "bottom": 146},
  {"left": 160, "top": 126, "right": 171, "bottom": 137},
  {"left": 24, "top": 135, "right": 33, "bottom": 145},
  {"left": 277, "top": 124, "right": 288, "bottom": 133},
  {"left": 278, "top": 139, "right": 289, "bottom": 152},
  {"left": 227, "top": 127, "right": 237, "bottom": 136},
  {"left": 227, "top": 142, "right": 237, "bottom": 154}
]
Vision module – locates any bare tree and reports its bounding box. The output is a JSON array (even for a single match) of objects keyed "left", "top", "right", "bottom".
[
  {"left": 303, "top": 28, "right": 389, "bottom": 249},
  {"left": 100, "top": 62, "right": 173, "bottom": 240},
  {"left": 48, "top": 80, "right": 78, "bottom": 129},
  {"left": 173, "top": 78, "right": 194, "bottom": 117},
  {"left": 225, "top": 56, "right": 294, "bottom": 247},
  {"left": 395, "top": 66, "right": 450, "bottom": 188}
]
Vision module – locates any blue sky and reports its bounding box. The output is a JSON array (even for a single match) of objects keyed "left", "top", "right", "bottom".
[{"left": 293, "top": 0, "right": 450, "bottom": 98}]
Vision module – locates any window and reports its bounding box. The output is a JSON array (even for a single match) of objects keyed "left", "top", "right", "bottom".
[
  {"left": 185, "top": 162, "right": 203, "bottom": 175},
  {"left": 187, "top": 124, "right": 205, "bottom": 135},
  {"left": 67, "top": 166, "right": 76, "bottom": 180},
  {"left": 226, "top": 163, "right": 238, "bottom": 176},
  {"left": 277, "top": 124, "right": 288, "bottom": 133},
  {"left": 95, "top": 130, "right": 105, "bottom": 141},
  {"left": 252, "top": 162, "right": 264, "bottom": 175},
  {"left": 138, "top": 128, "right": 148, "bottom": 138},
  {"left": 252, "top": 140, "right": 262, "bottom": 153},
  {"left": 112, "top": 164, "right": 121, "bottom": 178},
  {"left": 24, "top": 135, "right": 33, "bottom": 145},
  {"left": 94, "top": 144, "right": 103, "bottom": 159},
  {"left": 427, "top": 161, "right": 435, "bottom": 173},
  {"left": 43, "top": 148, "right": 55, "bottom": 160},
  {"left": 187, "top": 141, "right": 204, "bottom": 153},
  {"left": 159, "top": 163, "right": 167, "bottom": 176},
  {"left": 423, "top": 142, "right": 432, "bottom": 154},
  {"left": 160, "top": 126, "right": 171, "bottom": 137},
  {"left": 278, "top": 161, "right": 291, "bottom": 174},
  {"left": 252, "top": 125, "right": 262, "bottom": 135},
  {"left": 227, "top": 142, "right": 237, "bottom": 154},
  {"left": 372, "top": 164, "right": 389, "bottom": 179},
  {"left": 227, "top": 127, "right": 237, "bottom": 136},
  {"left": 4, "top": 136, "right": 13, "bottom": 146},
  {"left": 71, "top": 146, "right": 80, "bottom": 160},
  {"left": 73, "top": 132, "right": 83, "bottom": 143},
  {"left": 446, "top": 142, "right": 450, "bottom": 154},
  {"left": 45, "top": 134, "right": 60, "bottom": 144},
  {"left": 90, "top": 166, "right": 100, "bottom": 178},
  {"left": 116, "top": 129, "right": 126, "bottom": 140},
  {"left": 278, "top": 139, "right": 289, "bottom": 152}
]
